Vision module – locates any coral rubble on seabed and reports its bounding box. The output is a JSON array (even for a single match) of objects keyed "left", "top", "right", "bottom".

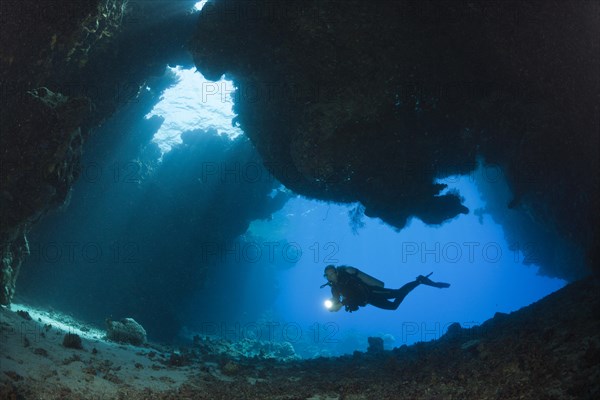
[{"left": 1, "top": 278, "right": 599, "bottom": 399}]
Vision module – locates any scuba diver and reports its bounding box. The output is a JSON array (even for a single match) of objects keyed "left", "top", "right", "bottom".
[{"left": 321, "top": 265, "right": 450, "bottom": 312}]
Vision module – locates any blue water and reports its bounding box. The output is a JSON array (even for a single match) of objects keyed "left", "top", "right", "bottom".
[{"left": 237, "top": 178, "right": 565, "bottom": 356}]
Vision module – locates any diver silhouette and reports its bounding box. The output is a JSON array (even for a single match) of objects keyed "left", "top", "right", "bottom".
[{"left": 321, "top": 265, "right": 450, "bottom": 312}]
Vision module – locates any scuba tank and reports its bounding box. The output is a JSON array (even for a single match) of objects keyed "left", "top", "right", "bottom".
[{"left": 340, "top": 266, "right": 384, "bottom": 287}]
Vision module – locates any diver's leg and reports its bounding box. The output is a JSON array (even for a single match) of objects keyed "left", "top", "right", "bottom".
[
  {"left": 368, "top": 294, "right": 401, "bottom": 310},
  {"left": 371, "top": 287, "right": 403, "bottom": 299},
  {"left": 391, "top": 280, "right": 421, "bottom": 306},
  {"left": 369, "top": 281, "right": 421, "bottom": 310}
]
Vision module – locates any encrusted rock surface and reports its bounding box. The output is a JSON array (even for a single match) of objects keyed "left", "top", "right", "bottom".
[{"left": 106, "top": 318, "right": 147, "bottom": 346}]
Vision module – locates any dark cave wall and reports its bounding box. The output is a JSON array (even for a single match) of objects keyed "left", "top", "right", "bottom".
[
  {"left": 1, "top": 0, "right": 102, "bottom": 305},
  {"left": 0, "top": 0, "right": 200, "bottom": 305},
  {"left": 190, "top": 0, "right": 600, "bottom": 280}
]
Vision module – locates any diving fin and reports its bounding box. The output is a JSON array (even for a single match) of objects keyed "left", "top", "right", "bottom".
[{"left": 417, "top": 272, "right": 450, "bottom": 288}]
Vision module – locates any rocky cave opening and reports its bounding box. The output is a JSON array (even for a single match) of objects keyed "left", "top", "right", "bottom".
[{"left": 1, "top": 0, "right": 598, "bottom": 398}]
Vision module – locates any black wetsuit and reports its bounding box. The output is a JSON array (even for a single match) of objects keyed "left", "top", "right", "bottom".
[{"left": 330, "top": 267, "right": 420, "bottom": 312}]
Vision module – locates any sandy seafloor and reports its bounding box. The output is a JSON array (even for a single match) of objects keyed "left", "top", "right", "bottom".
[{"left": 1, "top": 278, "right": 599, "bottom": 400}]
